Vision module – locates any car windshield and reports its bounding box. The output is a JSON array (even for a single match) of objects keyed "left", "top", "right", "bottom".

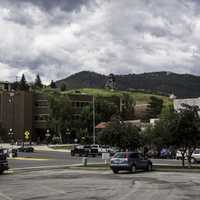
[
  {"left": 113, "top": 152, "right": 128, "bottom": 158},
  {"left": 194, "top": 150, "right": 200, "bottom": 154},
  {"left": 91, "top": 145, "right": 98, "bottom": 148}
]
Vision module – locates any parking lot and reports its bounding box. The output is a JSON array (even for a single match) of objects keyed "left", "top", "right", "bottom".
[{"left": 1, "top": 169, "right": 200, "bottom": 200}]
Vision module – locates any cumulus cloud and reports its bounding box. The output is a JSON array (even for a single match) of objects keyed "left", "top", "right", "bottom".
[{"left": 0, "top": 0, "right": 200, "bottom": 83}]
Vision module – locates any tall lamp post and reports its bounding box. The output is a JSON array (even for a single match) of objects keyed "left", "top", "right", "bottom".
[
  {"left": 65, "top": 129, "right": 71, "bottom": 144},
  {"left": 8, "top": 92, "right": 15, "bottom": 135},
  {"left": 8, "top": 128, "right": 14, "bottom": 157},
  {"left": 8, "top": 128, "right": 14, "bottom": 145},
  {"left": 45, "top": 129, "right": 50, "bottom": 145},
  {"left": 93, "top": 96, "right": 96, "bottom": 144}
]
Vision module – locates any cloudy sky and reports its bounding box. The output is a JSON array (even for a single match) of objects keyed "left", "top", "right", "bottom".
[{"left": 1, "top": 0, "right": 200, "bottom": 83}]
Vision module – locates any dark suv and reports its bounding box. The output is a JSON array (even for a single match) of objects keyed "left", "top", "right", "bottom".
[
  {"left": 110, "top": 152, "right": 152, "bottom": 174},
  {"left": 0, "top": 149, "right": 9, "bottom": 174}
]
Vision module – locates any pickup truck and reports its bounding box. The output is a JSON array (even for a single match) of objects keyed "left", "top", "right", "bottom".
[
  {"left": 71, "top": 145, "right": 98, "bottom": 157},
  {"left": 0, "top": 148, "right": 9, "bottom": 174}
]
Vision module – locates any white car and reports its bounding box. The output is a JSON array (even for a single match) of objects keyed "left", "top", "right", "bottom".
[
  {"left": 176, "top": 149, "right": 200, "bottom": 163},
  {"left": 176, "top": 150, "right": 184, "bottom": 160},
  {"left": 191, "top": 149, "right": 200, "bottom": 163}
]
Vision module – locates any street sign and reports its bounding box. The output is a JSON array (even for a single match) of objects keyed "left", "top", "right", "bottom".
[
  {"left": 24, "top": 131, "right": 30, "bottom": 140},
  {"left": 102, "top": 152, "right": 110, "bottom": 160},
  {"left": 102, "top": 152, "right": 110, "bottom": 164}
]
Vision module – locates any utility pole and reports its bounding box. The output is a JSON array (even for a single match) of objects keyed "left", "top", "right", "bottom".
[{"left": 93, "top": 96, "right": 96, "bottom": 144}]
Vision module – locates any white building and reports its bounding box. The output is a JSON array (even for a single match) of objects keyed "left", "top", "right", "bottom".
[{"left": 174, "top": 98, "right": 200, "bottom": 112}]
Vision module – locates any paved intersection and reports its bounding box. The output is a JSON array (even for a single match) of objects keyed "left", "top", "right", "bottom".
[{"left": 0, "top": 169, "right": 200, "bottom": 200}]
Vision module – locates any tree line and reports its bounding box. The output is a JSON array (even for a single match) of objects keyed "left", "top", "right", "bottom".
[{"left": 12, "top": 73, "right": 57, "bottom": 91}]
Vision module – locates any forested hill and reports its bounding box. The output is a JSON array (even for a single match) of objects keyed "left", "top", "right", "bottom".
[{"left": 56, "top": 71, "right": 200, "bottom": 98}]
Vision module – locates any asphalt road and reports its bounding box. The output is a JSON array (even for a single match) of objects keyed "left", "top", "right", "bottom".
[
  {"left": 8, "top": 151, "right": 103, "bottom": 169},
  {"left": 0, "top": 169, "right": 200, "bottom": 200},
  {"left": 7, "top": 150, "right": 193, "bottom": 169}
]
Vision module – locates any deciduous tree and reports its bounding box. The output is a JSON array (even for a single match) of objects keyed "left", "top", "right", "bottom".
[{"left": 146, "top": 96, "right": 163, "bottom": 119}]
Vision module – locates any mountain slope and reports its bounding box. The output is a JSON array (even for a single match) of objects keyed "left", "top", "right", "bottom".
[
  {"left": 56, "top": 71, "right": 107, "bottom": 89},
  {"left": 56, "top": 71, "right": 200, "bottom": 98}
]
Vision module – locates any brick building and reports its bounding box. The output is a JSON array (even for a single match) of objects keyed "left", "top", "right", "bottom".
[
  {"left": 0, "top": 90, "right": 33, "bottom": 141},
  {"left": 0, "top": 84, "right": 124, "bottom": 142}
]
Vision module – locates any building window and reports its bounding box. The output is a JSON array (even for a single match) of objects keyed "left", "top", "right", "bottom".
[{"left": 34, "top": 114, "right": 49, "bottom": 121}]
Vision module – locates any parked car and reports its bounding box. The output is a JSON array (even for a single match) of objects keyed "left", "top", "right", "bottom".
[
  {"left": 176, "top": 150, "right": 184, "bottom": 160},
  {"left": 160, "top": 148, "right": 171, "bottom": 159},
  {"left": 3, "top": 148, "right": 18, "bottom": 157},
  {"left": 146, "top": 149, "right": 159, "bottom": 159},
  {"left": 190, "top": 149, "right": 200, "bottom": 163},
  {"left": 71, "top": 145, "right": 98, "bottom": 157},
  {"left": 108, "top": 147, "right": 120, "bottom": 156},
  {"left": 18, "top": 146, "right": 34, "bottom": 152},
  {"left": 0, "top": 148, "right": 9, "bottom": 174},
  {"left": 176, "top": 149, "right": 200, "bottom": 163},
  {"left": 110, "top": 152, "right": 152, "bottom": 174}
]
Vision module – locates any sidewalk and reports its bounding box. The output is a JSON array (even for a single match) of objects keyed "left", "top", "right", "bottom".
[{"left": 32, "top": 145, "right": 70, "bottom": 152}]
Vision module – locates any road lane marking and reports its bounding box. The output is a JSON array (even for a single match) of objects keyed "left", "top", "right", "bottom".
[{"left": 7, "top": 157, "right": 51, "bottom": 161}]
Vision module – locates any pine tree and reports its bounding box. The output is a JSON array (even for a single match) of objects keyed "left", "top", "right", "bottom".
[
  {"left": 50, "top": 80, "right": 56, "bottom": 88},
  {"left": 34, "top": 74, "right": 43, "bottom": 88},
  {"left": 19, "top": 74, "right": 29, "bottom": 91},
  {"left": 60, "top": 83, "right": 66, "bottom": 91}
]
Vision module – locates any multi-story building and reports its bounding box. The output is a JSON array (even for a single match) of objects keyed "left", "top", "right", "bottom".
[
  {"left": 0, "top": 82, "right": 12, "bottom": 91},
  {"left": 0, "top": 86, "right": 124, "bottom": 142},
  {"left": 0, "top": 90, "right": 33, "bottom": 141},
  {"left": 70, "top": 94, "right": 93, "bottom": 120},
  {"left": 32, "top": 92, "right": 50, "bottom": 141},
  {"left": 174, "top": 98, "right": 200, "bottom": 111}
]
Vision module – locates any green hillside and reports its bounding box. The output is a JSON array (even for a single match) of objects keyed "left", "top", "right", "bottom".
[
  {"left": 63, "top": 88, "right": 172, "bottom": 105},
  {"left": 56, "top": 71, "right": 200, "bottom": 98}
]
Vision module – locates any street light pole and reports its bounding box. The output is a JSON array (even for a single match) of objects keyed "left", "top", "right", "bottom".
[
  {"left": 65, "top": 129, "right": 71, "bottom": 144},
  {"left": 46, "top": 129, "right": 50, "bottom": 145},
  {"left": 8, "top": 128, "right": 14, "bottom": 157},
  {"left": 93, "top": 96, "right": 96, "bottom": 144},
  {"left": 9, "top": 92, "right": 15, "bottom": 140}
]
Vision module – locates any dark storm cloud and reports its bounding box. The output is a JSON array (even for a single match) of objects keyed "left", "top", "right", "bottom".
[
  {"left": 3, "top": 0, "right": 91, "bottom": 12},
  {"left": 0, "top": 0, "right": 200, "bottom": 83},
  {"left": 1, "top": 0, "right": 93, "bottom": 27}
]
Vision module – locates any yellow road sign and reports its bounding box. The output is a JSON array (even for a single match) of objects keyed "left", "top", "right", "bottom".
[{"left": 24, "top": 131, "right": 30, "bottom": 140}]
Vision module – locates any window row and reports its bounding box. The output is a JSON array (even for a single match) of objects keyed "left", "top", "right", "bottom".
[
  {"left": 72, "top": 101, "right": 90, "bottom": 108},
  {"left": 34, "top": 114, "right": 49, "bottom": 121}
]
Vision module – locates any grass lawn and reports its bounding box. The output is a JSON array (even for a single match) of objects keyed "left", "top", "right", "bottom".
[
  {"left": 65, "top": 88, "right": 172, "bottom": 105},
  {"left": 69, "top": 163, "right": 200, "bottom": 173}
]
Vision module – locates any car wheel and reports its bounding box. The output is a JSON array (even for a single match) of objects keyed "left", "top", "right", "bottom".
[
  {"left": 112, "top": 169, "right": 118, "bottom": 174},
  {"left": 191, "top": 158, "right": 196, "bottom": 164},
  {"left": 131, "top": 165, "right": 136, "bottom": 173},
  {"left": 0, "top": 170, "right": 4, "bottom": 175},
  {"left": 147, "top": 163, "right": 152, "bottom": 171}
]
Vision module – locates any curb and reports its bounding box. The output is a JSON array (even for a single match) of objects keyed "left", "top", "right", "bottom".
[{"left": 8, "top": 163, "right": 200, "bottom": 174}]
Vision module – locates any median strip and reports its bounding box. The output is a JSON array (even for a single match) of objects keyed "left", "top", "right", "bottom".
[
  {"left": 7, "top": 157, "right": 52, "bottom": 161},
  {"left": 7, "top": 162, "right": 200, "bottom": 174}
]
